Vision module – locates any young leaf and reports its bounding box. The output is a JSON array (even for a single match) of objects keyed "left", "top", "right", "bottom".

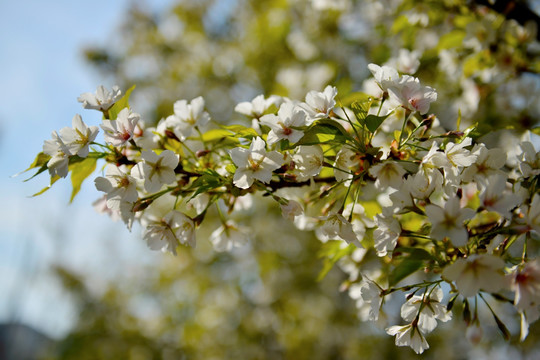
[
  {"left": 69, "top": 157, "right": 98, "bottom": 203},
  {"left": 364, "top": 113, "right": 391, "bottom": 134},
  {"left": 107, "top": 85, "right": 136, "bottom": 120},
  {"left": 32, "top": 175, "right": 61, "bottom": 197},
  {"left": 388, "top": 258, "right": 425, "bottom": 286},
  {"left": 222, "top": 124, "right": 259, "bottom": 139},
  {"left": 296, "top": 123, "right": 347, "bottom": 146}
]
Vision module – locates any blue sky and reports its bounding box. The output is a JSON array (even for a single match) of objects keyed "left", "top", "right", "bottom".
[{"left": 0, "top": 0, "right": 172, "bottom": 338}]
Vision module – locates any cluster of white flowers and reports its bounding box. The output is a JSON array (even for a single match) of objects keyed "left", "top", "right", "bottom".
[{"left": 29, "top": 62, "right": 540, "bottom": 354}]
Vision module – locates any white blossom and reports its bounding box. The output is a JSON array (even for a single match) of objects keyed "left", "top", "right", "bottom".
[
  {"left": 318, "top": 213, "right": 361, "bottom": 247},
  {"left": 518, "top": 141, "right": 540, "bottom": 178},
  {"left": 77, "top": 85, "right": 121, "bottom": 112},
  {"left": 367, "top": 63, "right": 400, "bottom": 92},
  {"left": 479, "top": 174, "right": 523, "bottom": 219},
  {"left": 521, "top": 193, "right": 540, "bottom": 234},
  {"left": 260, "top": 102, "right": 307, "bottom": 144},
  {"left": 400, "top": 287, "right": 452, "bottom": 333},
  {"left": 94, "top": 164, "right": 139, "bottom": 210},
  {"left": 386, "top": 324, "right": 429, "bottom": 354},
  {"left": 235, "top": 94, "right": 281, "bottom": 118},
  {"left": 59, "top": 114, "right": 99, "bottom": 158},
  {"left": 442, "top": 254, "right": 507, "bottom": 297},
  {"left": 511, "top": 259, "right": 540, "bottom": 340},
  {"left": 163, "top": 96, "right": 210, "bottom": 141},
  {"left": 132, "top": 150, "right": 179, "bottom": 193},
  {"left": 143, "top": 210, "right": 196, "bottom": 255},
  {"left": 101, "top": 108, "right": 140, "bottom": 147},
  {"left": 461, "top": 144, "right": 506, "bottom": 186},
  {"left": 352, "top": 280, "right": 382, "bottom": 321},
  {"left": 42, "top": 131, "right": 70, "bottom": 178},
  {"left": 369, "top": 160, "right": 406, "bottom": 189},
  {"left": 299, "top": 85, "right": 338, "bottom": 123},
  {"left": 292, "top": 145, "right": 324, "bottom": 181},
  {"left": 426, "top": 197, "right": 475, "bottom": 247},
  {"left": 229, "top": 137, "right": 284, "bottom": 189},
  {"left": 373, "top": 214, "right": 401, "bottom": 257},
  {"left": 280, "top": 200, "right": 304, "bottom": 221},
  {"left": 388, "top": 75, "right": 437, "bottom": 115},
  {"left": 334, "top": 147, "right": 360, "bottom": 184}
]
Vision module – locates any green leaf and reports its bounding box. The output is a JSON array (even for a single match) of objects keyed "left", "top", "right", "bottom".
[
  {"left": 296, "top": 122, "right": 348, "bottom": 146},
  {"left": 350, "top": 99, "right": 372, "bottom": 123},
  {"left": 388, "top": 258, "right": 425, "bottom": 286},
  {"left": 531, "top": 127, "right": 540, "bottom": 136},
  {"left": 394, "top": 247, "right": 435, "bottom": 261},
  {"left": 69, "top": 157, "right": 98, "bottom": 203},
  {"left": 364, "top": 113, "right": 391, "bottom": 134},
  {"left": 32, "top": 175, "right": 60, "bottom": 197},
  {"left": 107, "top": 85, "right": 136, "bottom": 120},
  {"left": 188, "top": 172, "right": 223, "bottom": 199},
  {"left": 221, "top": 124, "right": 259, "bottom": 139},
  {"left": 19, "top": 152, "right": 51, "bottom": 181},
  {"left": 200, "top": 128, "right": 240, "bottom": 143}
]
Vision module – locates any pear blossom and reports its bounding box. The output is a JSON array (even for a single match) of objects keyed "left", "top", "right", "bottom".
[
  {"left": 77, "top": 85, "right": 121, "bottom": 112},
  {"left": 143, "top": 210, "right": 196, "bottom": 255},
  {"left": 131, "top": 150, "right": 179, "bottom": 193},
  {"left": 373, "top": 214, "right": 401, "bottom": 257},
  {"left": 260, "top": 102, "right": 307, "bottom": 144},
  {"left": 292, "top": 145, "right": 324, "bottom": 181},
  {"left": 94, "top": 164, "right": 139, "bottom": 210},
  {"left": 101, "top": 108, "right": 140, "bottom": 146},
  {"left": 388, "top": 75, "right": 437, "bottom": 115},
  {"left": 317, "top": 212, "right": 361, "bottom": 247},
  {"left": 400, "top": 287, "right": 452, "bottom": 333},
  {"left": 442, "top": 254, "right": 507, "bottom": 297},
  {"left": 367, "top": 63, "right": 400, "bottom": 92},
  {"left": 210, "top": 220, "right": 250, "bottom": 252},
  {"left": 368, "top": 160, "right": 406, "bottom": 189},
  {"left": 280, "top": 199, "right": 304, "bottom": 221},
  {"left": 234, "top": 94, "right": 281, "bottom": 118},
  {"left": 59, "top": 114, "right": 99, "bottom": 158},
  {"left": 386, "top": 324, "right": 429, "bottom": 354},
  {"left": 163, "top": 96, "right": 210, "bottom": 141},
  {"left": 426, "top": 197, "right": 475, "bottom": 247},
  {"left": 42, "top": 131, "right": 70, "bottom": 178},
  {"left": 299, "top": 85, "right": 338, "bottom": 123},
  {"left": 229, "top": 137, "right": 284, "bottom": 189}
]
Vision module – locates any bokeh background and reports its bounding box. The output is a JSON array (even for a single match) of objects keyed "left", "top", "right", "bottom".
[{"left": 2, "top": 0, "right": 540, "bottom": 359}]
